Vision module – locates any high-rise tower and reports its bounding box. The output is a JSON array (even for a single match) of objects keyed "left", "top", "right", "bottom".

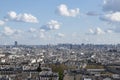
[{"left": 14, "top": 41, "right": 18, "bottom": 47}]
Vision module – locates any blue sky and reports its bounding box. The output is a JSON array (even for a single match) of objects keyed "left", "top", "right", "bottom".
[{"left": 0, "top": 0, "right": 120, "bottom": 45}]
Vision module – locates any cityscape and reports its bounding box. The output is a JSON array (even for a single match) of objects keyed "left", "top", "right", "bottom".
[
  {"left": 0, "top": 0, "right": 120, "bottom": 80},
  {"left": 0, "top": 41, "right": 119, "bottom": 80}
]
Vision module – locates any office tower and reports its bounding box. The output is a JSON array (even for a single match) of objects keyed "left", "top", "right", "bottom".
[{"left": 14, "top": 41, "right": 18, "bottom": 47}]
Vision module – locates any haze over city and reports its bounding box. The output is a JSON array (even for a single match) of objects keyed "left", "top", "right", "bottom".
[{"left": 0, "top": 0, "right": 120, "bottom": 45}]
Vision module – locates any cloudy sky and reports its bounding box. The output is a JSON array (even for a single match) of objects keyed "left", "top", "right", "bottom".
[{"left": 0, "top": 0, "right": 120, "bottom": 45}]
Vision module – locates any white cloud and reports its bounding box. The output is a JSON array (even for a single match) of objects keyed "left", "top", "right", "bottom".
[
  {"left": 7, "top": 11, "right": 17, "bottom": 20},
  {"left": 28, "top": 28, "right": 37, "bottom": 33},
  {"left": 56, "top": 33, "right": 65, "bottom": 38},
  {"left": 3, "top": 27, "right": 15, "bottom": 36},
  {"left": 57, "top": 4, "right": 80, "bottom": 17},
  {"left": 40, "top": 20, "right": 61, "bottom": 31},
  {"left": 0, "top": 20, "right": 5, "bottom": 26},
  {"left": 5, "top": 11, "right": 39, "bottom": 23},
  {"left": 2, "top": 27, "right": 22, "bottom": 36},
  {"left": 106, "top": 29, "right": 113, "bottom": 33},
  {"left": 88, "top": 27, "right": 105, "bottom": 35},
  {"left": 100, "top": 12, "right": 120, "bottom": 22},
  {"left": 89, "top": 29, "right": 95, "bottom": 34},
  {"left": 103, "top": 0, "right": 120, "bottom": 12},
  {"left": 102, "top": 0, "right": 120, "bottom": 34},
  {"left": 28, "top": 28, "right": 46, "bottom": 39},
  {"left": 39, "top": 32, "right": 45, "bottom": 38}
]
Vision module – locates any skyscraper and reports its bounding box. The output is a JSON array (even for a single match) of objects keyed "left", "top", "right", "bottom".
[{"left": 14, "top": 41, "right": 18, "bottom": 47}]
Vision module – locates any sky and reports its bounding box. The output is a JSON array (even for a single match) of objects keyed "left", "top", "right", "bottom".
[{"left": 0, "top": 0, "right": 120, "bottom": 45}]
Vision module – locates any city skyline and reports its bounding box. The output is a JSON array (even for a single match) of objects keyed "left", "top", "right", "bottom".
[{"left": 0, "top": 0, "right": 120, "bottom": 45}]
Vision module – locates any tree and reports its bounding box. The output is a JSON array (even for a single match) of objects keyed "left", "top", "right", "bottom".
[{"left": 37, "top": 63, "right": 42, "bottom": 72}]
